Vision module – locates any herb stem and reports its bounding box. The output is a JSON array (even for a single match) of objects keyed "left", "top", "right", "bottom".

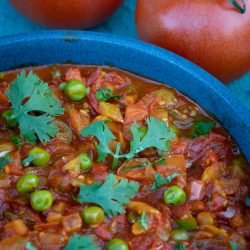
[{"left": 229, "top": 0, "right": 246, "bottom": 14}]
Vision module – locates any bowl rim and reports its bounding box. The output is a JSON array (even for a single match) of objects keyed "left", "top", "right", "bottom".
[{"left": 0, "top": 30, "right": 249, "bottom": 163}]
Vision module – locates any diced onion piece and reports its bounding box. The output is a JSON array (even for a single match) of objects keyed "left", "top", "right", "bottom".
[
  {"left": 127, "top": 201, "right": 160, "bottom": 216},
  {"left": 152, "top": 89, "right": 177, "bottom": 107},
  {"left": 5, "top": 219, "right": 28, "bottom": 236},
  {"left": 99, "top": 102, "right": 123, "bottom": 123},
  {"left": 201, "top": 225, "right": 228, "bottom": 238},
  {"left": 132, "top": 221, "right": 148, "bottom": 235},
  {"left": 53, "top": 120, "right": 73, "bottom": 144},
  {"left": 63, "top": 157, "right": 80, "bottom": 174},
  {"left": 93, "top": 115, "right": 109, "bottom": 122},
  {"left": 197, "top": 212, "right": 214, "bottom": 226},
  {"left": 47, "top": 212, "right": 63, "bottom": 223}
]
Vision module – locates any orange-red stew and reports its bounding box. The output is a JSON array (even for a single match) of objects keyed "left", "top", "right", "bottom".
[{"left": 0, "top": 65, "right": 249, "bottom": 250}]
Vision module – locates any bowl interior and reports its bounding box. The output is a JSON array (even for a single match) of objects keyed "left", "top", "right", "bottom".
[{"left": 0, "top": 31, "right": 250, "bottom": 163}]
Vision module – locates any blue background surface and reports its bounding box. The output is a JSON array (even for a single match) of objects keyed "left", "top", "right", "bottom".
[{"left": 0, "top": 0, "right": 249, "bottom": 110}]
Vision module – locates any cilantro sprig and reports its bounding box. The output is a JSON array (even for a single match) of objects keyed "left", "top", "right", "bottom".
[
  {"left": 230, "top": 241, "right": 241, "bottom": 250},
  {"left": 151, "top": 173, "right": 179, "bottom": 191},
  {"left": 25, "top": 242, "right": 37, "bottom": 250},
  {"left": 77, "top": 173, "right": 139, "bottom": 217},
  {"left": 6, "top": 71, "right": 64, "bottom": 143},
  {"left": 174, "top": 243, "right": 185, "bottom": 250},
  {"left": 192, "top": 121, "right": 216, "bottom": 138},
  {"left": 95, "top": 88, "right": 120, "bottom": 102},
  {"left": 80, "top": 117, "right": 175, "bottom": 169},
  {"left": 64, "top": 234, "right": 100, "bottom": 250}
]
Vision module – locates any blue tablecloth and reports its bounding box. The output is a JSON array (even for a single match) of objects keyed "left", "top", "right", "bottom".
[{"left": 1, "top": 0, "right": 249, "bottom": 110}]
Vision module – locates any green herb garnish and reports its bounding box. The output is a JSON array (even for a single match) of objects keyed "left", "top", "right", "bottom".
[
  {"left": 95, "top": 88, "right": 120, "bottom": 102},
  {"left": 156, "top": 157, "right": 166, "bottom": 165},
  {"left": 139, "top": 211, "right": 149, "bottom": 230},
  {"left": 22, "top": 155, "right": 35, "bottom": 167},
  {"left": 245, "top": 196, "right": 250, "bottom": 207},
  {"left": 77, "top": 173, "right": 139, "bottom": 217},
  {"left": 174, "top": 243, "right": 185, "bottom": 250},
  {"left": 192, "top": 121, "right": 216, "bottom": 138},
  {"left": 230, "top": 241, "right": 241, "bottom": 250},
  {"left": 25, "top": 242, "right": 38, "bottom": 250},
  {"left": 80, "top": 117, "right": 175, "bottom": 169},
  {"left": 9, "top": 134, "right": 22, "bottom": 151},
  {"left": 0, "top": 151, "right": 12, "bottom": 169},
  {"left": 151, "top": 173, "right": 179, "bottom": 191},
  {"left": 64, "top": 234, "right": 100, "bottom": 250},
  {"left": 5, "top": 71, "right": 64, "bottom": 143}
]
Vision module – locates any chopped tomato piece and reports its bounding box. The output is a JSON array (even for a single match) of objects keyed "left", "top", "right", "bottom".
[
  {"left": 118, "top": 158, "right": 155, "bottom": 181},
  {"left": 0, "top": 90, "right": 8, "bottom": 103},
  {"left": 65, "top": 68, "right": 82, "bottom": 81},
  {"left": 62, "top": 213, "right": 82, "bottom": 234}
]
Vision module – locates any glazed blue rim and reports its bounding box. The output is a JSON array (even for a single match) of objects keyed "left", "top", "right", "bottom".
[{"left": 0, "top": 30, "right": 249, "bottom": 163}]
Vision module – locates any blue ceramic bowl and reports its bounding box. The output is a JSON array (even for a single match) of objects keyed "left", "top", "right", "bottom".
[{"left": 0, "top": 31, "right": 249, "bottom": 163}]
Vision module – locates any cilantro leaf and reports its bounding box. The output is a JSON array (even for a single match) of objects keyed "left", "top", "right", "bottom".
[
  {"left": 151, "top": 173, "right": 179, "bottom": 191},
  {"left": 192, "top": 121, "right": 216, "bottom": 138},
  {"left": 245, "top": 196, "right": 250, "bottom": 207},
  {"left": 25, "top": 242, "right": 38, "bottom": 250},
  {"left": 174, "top": 243, "right": 185, "bottom": 250},
  {"left": 139, "top": 211, "right": 149, "bottom": 230},
  {"left": 230, "top": 241, "right": 241, "bottom": 250},
  {"left": 0, "top": 152, "right": 12, "bottom": 169},
  {"left": 95, "top": 88, "right": 120, "bottom": 102},
  {"left": 5, "top": 71, "right": 64, "bottom": 143},
  {"left": 126, "top": 117, "right": 175, "bottom": 159},
  {"left": 64, "top": 234, "right": 100, "bottom": 250},
  {"left": 80, "top": 120, "right": 115, "bottom": 161},
  {"left": 77, "top": 173, "right": 139, "bottom": 217},
  {"left": 80, "top": 117, "right": 175, "bottom": 169}
]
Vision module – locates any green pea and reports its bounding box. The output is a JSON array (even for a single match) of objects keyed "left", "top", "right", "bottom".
[
  {"left": 79, "top": 153, "right": 93, "bottom": 170},
  {"left": 64, "top": 80, "right": 86, "bottom": 101},
  {"left": 28, "top": 147, "right": 50, "bottom": 166},
  {"left": 138, "top": 126, "right": 148, "bottom": 140},
  {"left": 2, "top": 110, "right": 17, "bottom": 127},
  {"left": 82, "top": 206, "right": 104, "bottom": 225},
  {"left": 171, "top": 229, "right": 189, "bottom": 241},
  {"left": 163, "top": 185, "right": 186, "bottom": 205},
  {"left": 16, "top": 173, "right": 39, "bottom": 194},
  {"left": 30, "top": 190, "right": 53, "bottom": 212},
  {"left": 176, "top": 216, "right": 198, "bottom": 231},
  {"left": 107, "top": 238, "right": 129, "bottom": 250}
]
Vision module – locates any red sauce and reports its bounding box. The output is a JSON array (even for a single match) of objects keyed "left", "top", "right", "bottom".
[{"left": 0, "top": 65, "right": 249, "bottom": 250}]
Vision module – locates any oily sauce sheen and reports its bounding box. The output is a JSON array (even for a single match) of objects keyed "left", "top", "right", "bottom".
[{"left": 0, "top": 65, "right": 249, "bottom": 250}]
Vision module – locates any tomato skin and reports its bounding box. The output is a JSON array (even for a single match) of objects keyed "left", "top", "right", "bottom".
[
  {"left": 9, "top": 0, "right": 124, "bottom": 29},
  {"left": 136, "top": 0, "right": 250, "bottom": 83}
]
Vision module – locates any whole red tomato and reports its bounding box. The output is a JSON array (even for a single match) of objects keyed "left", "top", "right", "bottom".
[
  {"left": 9, "top": 0, "right": 124, "bottom": 29},
  {"left": 136, "top": 0, "right": 250, "bottom": 83}
]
